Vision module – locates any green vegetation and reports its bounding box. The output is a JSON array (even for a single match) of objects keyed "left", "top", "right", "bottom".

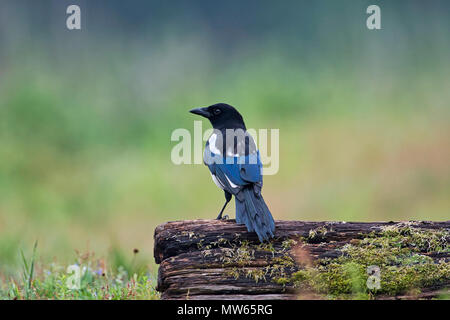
[
  {"left": 0, "top": 244, "right": 159, "bottom": 300},
  {"left": 1, "top": 53, "right": 448, "bottom": 281},
  {"left": 293, "top": 225, "right": 449, "bottom": 299},
  {"left": 209, "top": 224, "right": 449, "bottom": 299}
]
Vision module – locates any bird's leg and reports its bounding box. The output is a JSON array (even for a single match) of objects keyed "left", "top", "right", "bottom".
[
  {"left": 215, "top": 202, "right": 229, "bottom": 220},
  {"left": 216, "top": 191, "right": 232, "bottom": 220}
]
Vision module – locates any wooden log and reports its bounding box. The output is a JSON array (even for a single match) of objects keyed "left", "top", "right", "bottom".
[{"left": 154, "top": 219, "right": 450, "bottom": 300}]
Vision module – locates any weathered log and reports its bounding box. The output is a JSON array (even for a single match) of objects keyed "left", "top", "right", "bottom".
[{"left": 154, "top": 219, "right": 450, "bottom": 300}]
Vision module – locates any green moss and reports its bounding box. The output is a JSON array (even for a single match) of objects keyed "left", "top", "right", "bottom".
[
  {"left": 281, "top": 239, "right": 298, "bottom": 250},
  {"left": 220, "top": 239, "right": 296, "bottom": 283},
  {"left": 367, "top": 224, "right": 448, "bottom": 253},
  {"left": 306, "top": 226, "right": 329, "bottom": 243},
  {"left": 221, "top": 241, "right": 255, "bottom": 267},
  {"left": 274, "top": 277, "right": 290, "bottom": 285},
  {"left": 180, "top": 231, "right": 205, "bottom": 240},
  {"left": 225, "top": 267, "right": 240, "bottom": 280},
  {"left": 210, "top": 224, "right": 449, "bottom": 298},
  {"left": 245, "top": 269, "right": 267, "bottom": 283},
  {"left": 380, "top": 263, "right": 450, "bottom": 295},
  {"left": 290, "top": 225, "right": 449, "bottom": 299}
]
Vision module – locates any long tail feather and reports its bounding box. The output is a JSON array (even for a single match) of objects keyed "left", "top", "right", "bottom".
[{"left": 235, "top": 187, "right": 275, "bottom": 242}]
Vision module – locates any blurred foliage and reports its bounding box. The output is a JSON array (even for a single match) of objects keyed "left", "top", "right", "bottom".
[
  {"left": 0, "top": 1, "right": 448, "bottom": 288},
  {"left": 0, "top": 243, "right": 158, "bottom": 299}
]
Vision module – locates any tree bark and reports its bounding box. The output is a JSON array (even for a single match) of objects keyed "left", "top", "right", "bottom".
[{"left": 154, "top": 219, "right": 450, "bottom": 300}]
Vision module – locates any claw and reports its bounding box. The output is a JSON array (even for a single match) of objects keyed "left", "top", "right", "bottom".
[{"left": 215, "top": 214, "right": 229, "bottom": 220}]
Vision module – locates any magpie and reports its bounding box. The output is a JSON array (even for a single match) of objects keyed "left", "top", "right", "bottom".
[{"left": 189, "top": 103, "right": 275, "bottom": 242}]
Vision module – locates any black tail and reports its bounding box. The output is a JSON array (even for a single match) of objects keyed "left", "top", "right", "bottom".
[{"left": 235, "top": 187, "right": 275, "bottom": 242}]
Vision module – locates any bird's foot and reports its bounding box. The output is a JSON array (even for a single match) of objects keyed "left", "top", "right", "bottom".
[{"left": 215, "top": 214, "right": 229, "bottom": 220}]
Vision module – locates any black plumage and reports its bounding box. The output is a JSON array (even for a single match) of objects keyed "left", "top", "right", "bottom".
[{"left": 190, "top": 103, "right": 275, "bottom": 242}]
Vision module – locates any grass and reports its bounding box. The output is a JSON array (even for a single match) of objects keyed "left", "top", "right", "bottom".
[
  {"left": 0, "top": 242, "right": 159, "bottom": 300},
  {"left": 19, "top": 240, "right": 38, "bottom": 299}
]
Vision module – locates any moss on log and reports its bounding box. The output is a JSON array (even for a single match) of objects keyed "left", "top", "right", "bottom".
[{"left": 154, "top": 219, "right": 450, "bottom": 300}]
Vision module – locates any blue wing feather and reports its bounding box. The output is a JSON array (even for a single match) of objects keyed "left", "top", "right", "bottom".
[
  {"left": 204, "top": 144, "right": 262, "bottom": 187},
  {"left": 204, "top": 140, "right": 274, "bottom": 242}
]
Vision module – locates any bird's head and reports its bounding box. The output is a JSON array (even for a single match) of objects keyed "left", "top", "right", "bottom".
[{"left": 189, "top": 103, "right": 246, "bottom": 130}]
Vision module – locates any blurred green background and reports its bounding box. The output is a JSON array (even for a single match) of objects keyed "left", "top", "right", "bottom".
[{"left": 0, "top": 0, "right": 449, "bottom": 277}]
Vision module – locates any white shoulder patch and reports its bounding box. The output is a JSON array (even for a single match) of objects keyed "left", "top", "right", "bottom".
[
  {"left": 210, "top": 173, "right": 239, "bottom": 190},
  {"left": 208, "top": 133, "right": 222, "bottom": 155},
  {"left": 224, "top": 174, "right": 239, "bottom": 189},
  {"left": 211, "top": 173, "right": 225, "bottom": 190}
]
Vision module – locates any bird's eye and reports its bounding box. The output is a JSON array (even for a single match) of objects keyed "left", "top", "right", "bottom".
[{"left": 213, "top": 108, "right": 221, "bottom": 115}]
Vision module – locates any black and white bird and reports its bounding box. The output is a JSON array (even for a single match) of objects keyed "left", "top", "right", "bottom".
[{"left": 189, "top": 103, "right": 275, "bottom": 242}]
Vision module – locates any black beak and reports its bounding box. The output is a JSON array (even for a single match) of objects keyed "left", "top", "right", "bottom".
[{"left": 189, "top": 107, "right": 211, "bottom": 118}]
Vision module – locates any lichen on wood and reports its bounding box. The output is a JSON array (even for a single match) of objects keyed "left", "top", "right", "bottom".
[
  {"left": 290, "top": 224, "right": 449, "bottom": 299},
  {"left": 154, "top": 219, "right": 449, "bottom": 300}
]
